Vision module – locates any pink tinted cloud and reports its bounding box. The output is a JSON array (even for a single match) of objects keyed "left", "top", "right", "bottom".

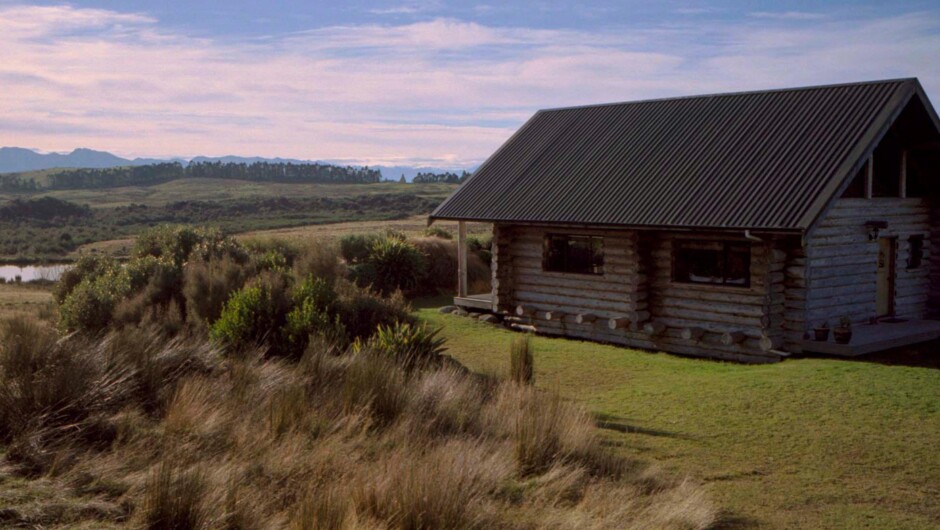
[{"left": 0, "top": 5, "right": 938, "bottom": 166}]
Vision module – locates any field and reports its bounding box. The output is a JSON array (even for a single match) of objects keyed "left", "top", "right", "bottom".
[
  {"left": 420, "top": 306, "right": 940, "bottom": 529},
  {"left": 68, "top": 216, "right": 491, "bottom": 259},
  {"left": 0, "top": 282, "right": 54, "bottom": 320},
  {"left": 0, "top": 179, "right": 458, "bottom": 262},
  {"left": 0, "top": 179, "right": 456, "bottom": 208}
]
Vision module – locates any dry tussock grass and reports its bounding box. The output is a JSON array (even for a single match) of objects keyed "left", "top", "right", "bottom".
[{"left": 0, "top": 320, "right": 716, "bottom": 529}]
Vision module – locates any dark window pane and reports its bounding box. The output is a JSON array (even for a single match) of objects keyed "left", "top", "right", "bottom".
[
  {"left": 908, "top": 235, "right": 924, "bottom": 269},
  {"left": 725, "top": 244, "right": 751, "bottom": 286},
  {"left": 543, "top": 234, "right": 604, "bottom": 275},
  {"left": 673, "top": 240, "right": 751, "bottom": 287}
]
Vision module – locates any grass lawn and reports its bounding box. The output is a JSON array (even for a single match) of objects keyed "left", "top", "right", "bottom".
[{"left": 420, "top": 306, "right": 940, "bottom": 529}]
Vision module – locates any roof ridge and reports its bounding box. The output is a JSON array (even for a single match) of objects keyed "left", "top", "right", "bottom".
[{"left": 538, "top": 78, "right": 917, "bottom": 113}]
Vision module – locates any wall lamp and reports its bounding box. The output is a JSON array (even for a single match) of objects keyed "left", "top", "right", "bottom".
[{"left": 864, "top": 220, "right": 888, "bottom": 241}]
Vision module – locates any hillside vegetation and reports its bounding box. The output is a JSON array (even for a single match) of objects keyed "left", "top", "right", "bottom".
[
  {"left": 0, "top": 225, "right": 714, "bottom": 528},
  {"left": 0, "top": 181, "right": 456, "bottom": 262}
]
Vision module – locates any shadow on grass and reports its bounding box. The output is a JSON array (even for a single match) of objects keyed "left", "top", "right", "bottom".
[
  {"left": 796, "top": 339, "right": 940, "bottom": 370},
  {"left": 411, "top": 294, "right": 454, "bottom": 310},
  {"left": 594, "top": 412, "right": 696, "bottom": 440}
]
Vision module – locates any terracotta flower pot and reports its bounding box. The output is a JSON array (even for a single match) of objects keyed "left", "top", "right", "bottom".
[
  {"left": 813, "top": 328, "right": 830, "bottom": 342},
  {"left": 833, "top": 328, "right": 852, "bottom": 344}
]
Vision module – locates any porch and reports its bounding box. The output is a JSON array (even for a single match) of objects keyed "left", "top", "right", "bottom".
[
  {"left": 454, "top": 292, "right": 494, "bottom": 311},
  {"left": 800, "top": 319, "right": 940, "bottom": 356}
]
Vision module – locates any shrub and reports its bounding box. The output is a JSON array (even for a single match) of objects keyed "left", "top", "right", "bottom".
[
  {"left": 338, "top": 233, "right": 378, "bottom": 265},
  {"left": 365, "top": 322, "right": 447, "bottom": 369},
  {"left": 467, "top": 234, "right": 493, "bottom": 265},
  {"left": 58, "top": 269, "right": 132, "bottom": 332},
  {"left": 133, "top": 225, "right": 245, "bottom": 267},
  {"left": 252, "top": 249, "right": 289, "bottom": 273},
  {"left": 366, "top": 236, "right": 426, "bottom": 295},
  {"left": 54, "top": 254, "right": 118, "bottom": 304},
  {"left": 335, "top": 281, "right": 414, "bottom": 342},
  {"left": 510, "top": 336, "right": 534, "bottom": 385},
  {"left": 182, "top": 256, "right": 250, "bottom": 326},
  {"left": 423, "top": 226, "right": 453, "bottom": 239},
  {"left": 283, "top": 276, "right": 343, "bottom": 357},
  {"left": 210, "top": 272, "right": 292, "bottom": 354},
  {"left": 293, "top": 239, "right": 346, "bottom": 284},
  {"left": 115, "top": 256, "right": 183, "bottom": 325},
  {"left": 411, "top": 237, "right": 489, "bottom": 295},
  {"left": 242, "top": 237, "right": 302, "bottom": 266}
]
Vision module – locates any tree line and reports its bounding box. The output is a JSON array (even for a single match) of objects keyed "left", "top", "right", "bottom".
[
  {"left": 0, "top": 161, "right": 383, "bottom": 191},
  {"left": 412, "top": 171, "right": 471, "bottom": 184}
]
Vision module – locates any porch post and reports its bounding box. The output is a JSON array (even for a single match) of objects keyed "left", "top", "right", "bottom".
[
  {"left": 865, "top": 155, "right": 873, "bottom": 199},
  {"left": 457, "top": 221, "right": 468, "bottom": 297},
  {"left": 900, "top": 149, "right": 908, "bottom": 198}
]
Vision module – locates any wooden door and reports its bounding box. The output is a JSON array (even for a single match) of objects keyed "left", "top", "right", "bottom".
[{"left": 876, "top": 237, "right": 896, "bottom": 317}]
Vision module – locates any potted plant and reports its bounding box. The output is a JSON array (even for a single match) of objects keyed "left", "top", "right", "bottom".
[
  {"left": 813, "top": 321, "right": 830, "bottom": 342},
  {"left": 833, "top": 316, "right": 853, "bottom": 344}
]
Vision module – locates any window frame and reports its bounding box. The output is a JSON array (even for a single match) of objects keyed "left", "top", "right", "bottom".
[
  {"left": 542, "top": 233, "right": 605, "bottom": 276},
  {"left": 907, "top": 234, "right": 925, "bottom": 270},
  {"left": 671, "top": 239, "right": 752, "bottom": 288}
]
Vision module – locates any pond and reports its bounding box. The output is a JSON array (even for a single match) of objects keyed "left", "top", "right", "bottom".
[{"left": 0, "top": 264, "right": 71, "bottom": 283}]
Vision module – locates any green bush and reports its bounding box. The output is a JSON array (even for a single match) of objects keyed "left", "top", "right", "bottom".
[
  {"left": 252, "top": 249, "right": 289, "bottom": 273},
  {"left": 339, "top": 233, "right": 379, "bottom": 264},
  {"left": 365, "top": 322, "right": 447, "bottom": 369},
  {"left": 133, "top": 225, "right": 245, "bottom": 267},
  {"left": 210, "top": 272, "right": 291, "bottom": 354},
  {"left": 54, "top": 254, "right": 118, "bottom": 304},
  {"left": 59, "top": 269, "right": 132, "bottom": 332},
  {"left": 367, "top": 237, "right": 426, "bottom": 295},
  {"left": 283, "top": 276, "right": 343, "bottom": 356},
  {"left": 467, "top": 234, "right": 493, "bottom": 265}
]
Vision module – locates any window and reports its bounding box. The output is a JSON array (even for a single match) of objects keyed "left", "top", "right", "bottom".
[
  {"left": 673, "top": 240, "right": 751, "bottom": 287},
  {"left": 543, "top": 234, "right": 604, "bottom": 275},
  {"left": 908, "top": 235, "right": 924, "bottom": 269}
]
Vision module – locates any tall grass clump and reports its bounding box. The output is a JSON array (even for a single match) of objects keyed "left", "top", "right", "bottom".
[
  {"left": 510, "top": 335, "right": 534, "bottom": 385},
  {"left": 139, "top": 462, "right": 209, "bottom": 530}
]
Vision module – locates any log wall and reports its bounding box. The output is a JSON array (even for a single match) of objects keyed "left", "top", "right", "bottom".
[
  {"left": 493, "top": 224, "right": 790, "bottom": 362},
  {"left": 805, "top": 198, "right": 932, "bottom": 329}
]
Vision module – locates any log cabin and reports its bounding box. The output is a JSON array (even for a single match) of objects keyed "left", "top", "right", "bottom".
[{"left": 430, "top": 79, "right": 940, "bottom": 363}]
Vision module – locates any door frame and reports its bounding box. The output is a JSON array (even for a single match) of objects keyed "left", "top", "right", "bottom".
[{"left": 876, "top": 236, "right": 897, "bottom": 317}]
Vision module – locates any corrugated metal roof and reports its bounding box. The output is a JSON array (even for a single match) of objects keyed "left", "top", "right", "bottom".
[{"left": 431, "top": 78, "right": 931, "bottom": 231}]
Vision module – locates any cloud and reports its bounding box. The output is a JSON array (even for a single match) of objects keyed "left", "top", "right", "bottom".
[
  {"left": 0, "top": 4, "right": 938, "bottom": 166},
  {"left": 749, "top": 11, "right": 827, "bottom": 21}
]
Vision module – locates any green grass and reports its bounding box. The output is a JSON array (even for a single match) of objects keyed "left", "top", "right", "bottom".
[{"left": 421, "top": 307, "right": 940, "bottom": 529}]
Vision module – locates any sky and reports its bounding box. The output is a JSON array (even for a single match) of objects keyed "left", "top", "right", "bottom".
[{"left": 1, "top": 0, "right": 938, "bottom": 167}]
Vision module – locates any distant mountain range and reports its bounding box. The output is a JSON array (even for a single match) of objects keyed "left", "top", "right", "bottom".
[{"left": 0, "top": 147, "right": 471, "bottom": 182}]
